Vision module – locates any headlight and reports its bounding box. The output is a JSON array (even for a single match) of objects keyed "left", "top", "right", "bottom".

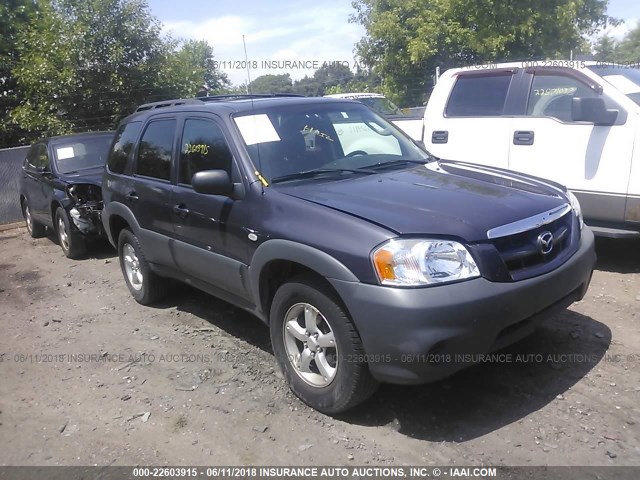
[
  {"left": 566, "top": 191, "right": 584, "bottom": 230},
  {"left": 372, "top": 239, "right": 480, "bottom": 287}
]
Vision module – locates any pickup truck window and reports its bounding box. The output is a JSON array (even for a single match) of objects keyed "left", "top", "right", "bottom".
[
  {"left": 136, "top": 120, "right": 176, "bottom": 181},
  {"left": 445, "top": 73, "right": 512, "bottom": 117},
  {"left": 179, "top": 119, "right": 233, "bottom": 185},
  {"left": 526, "top": 74, "right": 597, "bottom": 122}
]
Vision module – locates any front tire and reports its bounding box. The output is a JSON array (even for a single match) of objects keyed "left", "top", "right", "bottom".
[
  {"left": 117, "top": 228, "right": 168, "bottom": 305},
  {"left": 23, "top": 200, "right": 46, "bottom": 238},
  {"left": 270, "top": 274, "right": 378, "bottom": 414},
  {"left": 55, "top": 207, "right": 86, "bottom": 259}
]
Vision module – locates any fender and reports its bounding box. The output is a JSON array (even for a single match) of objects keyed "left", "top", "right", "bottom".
[
  {"left": 248, "top": 239, "right": 359, "bottom": 311},
  {"left": 102, "top": 201, "right": 142, "bottom": 246}
]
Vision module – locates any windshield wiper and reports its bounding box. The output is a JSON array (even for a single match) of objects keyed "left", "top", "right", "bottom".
[
  {"left": 271, "top": 168, "right": 375, "bottom": 184},
  {"left": 359, "top": 159, "right": 429, "bottom": 171}
]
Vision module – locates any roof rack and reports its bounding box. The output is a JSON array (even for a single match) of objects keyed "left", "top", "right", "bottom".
[{"left": 135, "top": 93, "right": 304, "bottom": 112}]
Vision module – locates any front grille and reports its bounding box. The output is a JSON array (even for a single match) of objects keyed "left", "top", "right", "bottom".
[{"left": 491, "top": 208, "right": 574, "bottom": 280}]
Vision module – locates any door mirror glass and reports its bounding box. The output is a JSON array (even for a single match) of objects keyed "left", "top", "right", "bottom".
[
  {"left": 571, "top": 97, "right": 618, "bottom": 126},
  {"left": 192, "top": 169, "right": 233, "bottom": 196}
]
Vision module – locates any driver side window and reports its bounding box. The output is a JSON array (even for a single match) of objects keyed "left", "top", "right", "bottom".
[
  {"left": 179, "top": 118, "right": 234, "bottom": 186},
  {"left": 26, "top": 144, "right": 49, "bottom": 171},
  {"left": 526, "top": 74, "right": 597, "bottom": 122}
]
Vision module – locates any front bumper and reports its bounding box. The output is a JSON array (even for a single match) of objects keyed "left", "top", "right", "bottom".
[{"left": 331, "top": 227, "right": 596, "bottom": 384}]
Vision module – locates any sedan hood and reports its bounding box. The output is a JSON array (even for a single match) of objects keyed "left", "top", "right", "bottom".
[
  {"left": 59, "top": 166, "right": 104, "bottom": 186},
  {"left": 276, "top": 160, "right": 568, "bottom": 242}
]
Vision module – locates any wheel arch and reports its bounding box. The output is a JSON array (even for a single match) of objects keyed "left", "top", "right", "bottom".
[{"left": 249, "top": 240, "right": 359, "bottom": 322}]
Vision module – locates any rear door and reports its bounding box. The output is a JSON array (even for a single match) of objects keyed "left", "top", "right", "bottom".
[
  {"left": 426, "top": 69, "right": 518, "bottom": 168},
  {"left": 129, "top": 117, "right": 179, "bottom": 268},
  {"left": 171, "top": 115, "right": 251, "bottom": 300},
  {"left": 508, "top": 68, "right": 635, "bottom": 224}
]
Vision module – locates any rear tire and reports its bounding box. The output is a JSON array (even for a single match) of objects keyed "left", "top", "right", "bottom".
[
  {"left": 118, "top": 228, "right": 169, "bottom": 305},
  {"left": 23, "top": 200, "right": 46, "bottom": 238},
  {"left": 55, "top": 207, "right": 86, "bottom": 259},
  {"left": 270, "top": 274, "right": 379, "bottom": 414}
]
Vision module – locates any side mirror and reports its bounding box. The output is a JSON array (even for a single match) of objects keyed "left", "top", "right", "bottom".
[
  {"left": 571, "top": 97, "right": 618, "bottom": 126},
  {"left": 192, "top": 170, "right": 233, "bottom": 197},
  {"left": 36, "top": 165, "right": 50, "bottom": 174}
]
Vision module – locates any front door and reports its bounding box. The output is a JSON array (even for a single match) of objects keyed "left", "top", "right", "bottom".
[
  {"left": 509, "top": 69, "right": 635, "bottom": 224},
  {"left": 23, "top": 143, "right": 53, "bottom": 223},
  {"left": 171, "top": 116, "right": 250, "bottom": 300}
]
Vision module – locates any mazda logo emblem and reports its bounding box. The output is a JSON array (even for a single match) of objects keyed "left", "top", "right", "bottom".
[{"left": 538, "top": 231, "right": 554, "bottom": 255}]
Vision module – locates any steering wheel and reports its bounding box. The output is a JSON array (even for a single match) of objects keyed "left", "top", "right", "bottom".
[{"left": 346, "top": 150, "right": 368, "bottom": 157}]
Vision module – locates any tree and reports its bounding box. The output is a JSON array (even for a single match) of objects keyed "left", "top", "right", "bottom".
[
  {"left": 9, "top": 0, "right": 227, "bottom": 142},
  {"left": 352, "top": 0, "right": 614, "bottom": 106},
  {"left": 248, "top": 74, "right": 294, "bottom": 93},
  {"left": 0, "top": 0, "right": 39, "bottom": 147},
  {"left": 593, "top": 34, "right": 618, "bottom": 61},
  {"left": 616, "top": 22, "right": 640, "bottom": 63},
  {"left": 166, "top": 40, "right": 229, "bottom": 96}
]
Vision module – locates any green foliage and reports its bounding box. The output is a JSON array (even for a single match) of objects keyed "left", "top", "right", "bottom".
[
  {"left": 6, "top": 0, "right": 227, "bottom": 145},
  {"left": 248, "top": 74, "right": 294, "bottom": 94},
  {"left": 594, "top": 35, "right": 618, "bottom": 61},
  {"left": 592, "top": 22, "right": 640, "bottom": 63},
  {"left": 0, "top": 0, "right": 38, "bottom": 147},
  {"left": 352, "top": 0, "right": 614, "bottom": 105},
  {"left": 616, "top": 22, "right": 640, "bottom": 62}
]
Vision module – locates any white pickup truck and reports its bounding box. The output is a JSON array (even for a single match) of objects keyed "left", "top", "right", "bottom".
[
  {"left": 421, "top": 61, "right": 640, "bottom": 238},
  {"left": 324, "top": 93, "right": 424, "bottom": 141}
]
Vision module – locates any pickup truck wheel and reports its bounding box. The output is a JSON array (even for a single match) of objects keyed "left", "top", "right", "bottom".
[
  {"left": 55, "top": 207, "right": 86, "bottom": 259},
  {"left": 118, "top": 229, "right": 168, "bottom": 305},
  {"left": 23, "top": 201, "right": 46, "bottom": 238},
  {"left": 270, "top": 275, "right": 378, "bottom": 414}
]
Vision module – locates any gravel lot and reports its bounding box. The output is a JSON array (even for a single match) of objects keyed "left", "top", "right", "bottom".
[{"left": 0, "top": 226, "right": 638, "bottom": 467}]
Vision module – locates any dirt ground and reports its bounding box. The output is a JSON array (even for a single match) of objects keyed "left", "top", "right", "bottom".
[{"left": 0, "top": 226, "right": 638, "bottom": 467}]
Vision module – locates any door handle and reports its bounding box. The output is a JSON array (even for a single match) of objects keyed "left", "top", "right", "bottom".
[
  {"left": 172, "top": 204, "right": 190, "bottom": 219},
  {"left": 431, "top": 130, "right": 448, "bottom": 144},
  {"left": 513, "top": 131, "right": 534, "bottom": 146},
  {"left": 126, "top": 191, "right": 139, "bottom": 202}
]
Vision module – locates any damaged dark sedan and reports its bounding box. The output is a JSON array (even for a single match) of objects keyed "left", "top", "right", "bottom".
[{"left": 19, "top": 131, "right": 114, "bottom": 258}]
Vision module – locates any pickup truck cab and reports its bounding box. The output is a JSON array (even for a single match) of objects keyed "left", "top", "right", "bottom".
[
  {"left": 325, "top": 93, "right": 424, "bottom": 141},
  {"left": 424, "top": 61, "right": 640, "bottom": 238},
  {"left": 102, "top": 94, "right": 595, "bottom": 414}
]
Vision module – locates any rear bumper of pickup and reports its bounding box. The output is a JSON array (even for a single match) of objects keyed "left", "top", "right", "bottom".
[{"left": 330, "top": 227, "right": 596, "bottom": 384}]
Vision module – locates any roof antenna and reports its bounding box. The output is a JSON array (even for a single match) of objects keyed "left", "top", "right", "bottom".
[
  {"left": 242, "top": 34, "right": 267, "bottom": 192},
  {"left": 243, "top": 35, "right": 251, "bottom": 94}
]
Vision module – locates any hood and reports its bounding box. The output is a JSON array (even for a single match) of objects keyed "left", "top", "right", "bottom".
[
  {"left": 59, "top": 166, "right": 104, "bottom": 186},
  {"left": 275, "top": 160, "right": 568, "bottom": 242}
]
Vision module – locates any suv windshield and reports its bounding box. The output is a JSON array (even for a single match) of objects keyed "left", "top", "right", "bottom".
[
  {"left": 589, "top": 66, "right": 640, "bottom": 106},
  {"left": 53, "top": 135, "right": 113, "bottom": 174},
  {"left": 234, "top": 102, "right": 428, "bottom": 184}
]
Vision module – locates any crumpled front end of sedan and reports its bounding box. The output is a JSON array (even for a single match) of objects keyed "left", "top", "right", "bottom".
[{"left": 65, "top": 183, "right": 103, "bottom": 236}]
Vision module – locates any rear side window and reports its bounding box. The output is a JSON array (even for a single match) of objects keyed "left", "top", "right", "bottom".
[
  {"left": 179, "top": 119, "right": 233, "bottom": 185},
  {"left": 136, "top": 120, "right": 176, "bottom": 181},
  {"left": 445, "top": 73, "right": 512, "bottom": 117},
  {"left": 108, "top": 121, "right": 141, "bottom": 174}
]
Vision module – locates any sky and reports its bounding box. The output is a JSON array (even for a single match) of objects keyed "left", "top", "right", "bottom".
[{"left": 148, "top": 0, "right": 639, "bottom": 86}]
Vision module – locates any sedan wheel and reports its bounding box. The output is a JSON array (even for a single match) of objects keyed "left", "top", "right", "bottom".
[
  {"left": 57, "top": 216, "right": 70, "bottom": 252},
  {"left": 23, "top": 201, "right": 46, "bottom": 238}
]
